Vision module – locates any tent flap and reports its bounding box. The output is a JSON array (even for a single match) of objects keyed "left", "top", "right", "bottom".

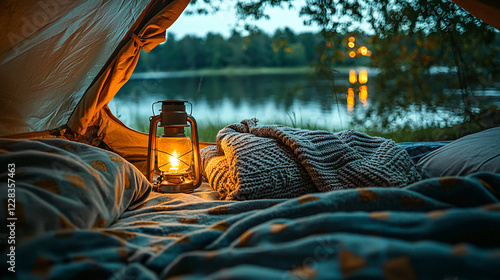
[
  {"left": 0, "top": 0, "right": 190, "bottom": 137},
  {"left": 67, "top": 0, "right": 190, "bottom": 135},
  {"left": 0, "top": 0, "right": 152, "bottom": 136}
]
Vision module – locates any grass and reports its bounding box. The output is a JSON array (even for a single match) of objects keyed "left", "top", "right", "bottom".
[
  {"left": 193, "top": 109, "right": 500, "bottom": 143},
  {"left": 127, "top": 114, "right": 498, "bottom": 143},
  {"left": 124, "top": 101, "right": 500, "bottom": 144},
  {"left": 132, "top": 118, "right": 496, "bottom": 143}
]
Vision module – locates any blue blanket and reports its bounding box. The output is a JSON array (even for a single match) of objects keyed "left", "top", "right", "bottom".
[{"left": 1, "top": 139, "right": 499, "bottom": 279}]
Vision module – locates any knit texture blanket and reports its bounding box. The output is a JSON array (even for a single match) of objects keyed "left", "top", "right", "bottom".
[{"left": 201, "top": 119, "right": 421, "bottom": 200}]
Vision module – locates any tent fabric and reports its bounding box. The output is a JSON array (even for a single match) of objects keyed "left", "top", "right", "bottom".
[
  {"left": 0, "top": 0, "right": 152, "bottom": 136},
  {"left": 0, "top": 0, "right": 191, "bottom": 170},
  {"left": 63, "top": 0, "right": 192, "bottom": 173},
  {"left": 67, "top": 0, "right": 190, "bottom": 135}
]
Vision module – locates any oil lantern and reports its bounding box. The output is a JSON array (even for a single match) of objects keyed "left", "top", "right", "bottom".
[{"left": 147, "top": 100, "right": 201, "bottom": 193}]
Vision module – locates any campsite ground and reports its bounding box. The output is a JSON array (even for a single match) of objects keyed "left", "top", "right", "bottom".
[{"left": 364, "top": 107, "right": 500, "bottom": 142}]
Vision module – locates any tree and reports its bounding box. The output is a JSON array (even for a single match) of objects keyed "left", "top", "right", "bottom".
[
  {"left": 205, "top": 33, "right": 229, "bottom": 68},
  {"left": 226, "top": 32, "right": 246, "bottom": 66},
  {"left": 189, "top": 0, "right": 498, "bottom": 130},
  {"left": 161, "top": 33, "right": 181, "bottom": 70},
  {"left": 244, "top": 31, "right": 274, "bottom": 67},
  {"left": 177, "top": 35, "right": 205, "bottom": 69},
  {"left": 297, "top": 32, "right": 319, "bottom": 64}
]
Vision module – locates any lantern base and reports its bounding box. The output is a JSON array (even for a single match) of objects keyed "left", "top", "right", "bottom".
[{"left": 155, "top": 180, "right": 195, "bottom": 193}]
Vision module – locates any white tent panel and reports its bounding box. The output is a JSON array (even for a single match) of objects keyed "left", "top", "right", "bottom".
[{"left": 0, "top": 0, "right": 149, "bottom": 135}]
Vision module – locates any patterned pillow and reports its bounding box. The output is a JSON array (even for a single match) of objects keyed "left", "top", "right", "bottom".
[{"left": 0, "top": 138, "right": 152, "bottom": 245}]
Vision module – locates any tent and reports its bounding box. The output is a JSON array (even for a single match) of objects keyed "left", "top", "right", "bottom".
[
  {"left": 1, "top": 0, "right": 193, "bottom": 176},
  {"left": 0, "top": 0, "right": 498, "bottom": 174}
]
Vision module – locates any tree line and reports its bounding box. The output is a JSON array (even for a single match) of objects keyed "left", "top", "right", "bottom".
[{"left": 134, "top": 28, "right": 373, "bottom": 72}]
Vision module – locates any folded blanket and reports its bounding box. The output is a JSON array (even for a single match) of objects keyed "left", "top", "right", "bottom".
[{"left": 201, "top": 119, "right": 421, "bottom": 200}]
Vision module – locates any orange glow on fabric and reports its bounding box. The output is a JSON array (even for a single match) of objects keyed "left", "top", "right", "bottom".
[
  {"left": 359, "top": 69, "right": 368, "bottom": 84},
  {"left": 349, "top": 70, "right": 357, "bottom": 84}
]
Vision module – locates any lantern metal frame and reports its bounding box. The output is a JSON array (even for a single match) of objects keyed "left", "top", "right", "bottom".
[{"left": 147, "top": 100, "right": 202, "bottom": 193}]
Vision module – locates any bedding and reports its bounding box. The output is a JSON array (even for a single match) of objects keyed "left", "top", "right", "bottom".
[
  {"left": 397, "top": 141, "right": 452, "bottom": 164},
  {"left": 417, "top": 126, "right": 500, "bottom": 178},
  {"left": 0, "top": 138, "right": 151, "bottom": 245},
  {"left": 202, "top": 119, "right": 420, "bottom": 200},
  {"left": 1, "top": 138, "right": 500, "bottom": 279}
]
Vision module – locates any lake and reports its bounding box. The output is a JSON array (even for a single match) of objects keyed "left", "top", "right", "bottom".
[{"left": 109, "top": 68, "right": 500, "bottom": 136}]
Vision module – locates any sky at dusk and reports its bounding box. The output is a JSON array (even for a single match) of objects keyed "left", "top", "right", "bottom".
[{"left": 167, "top": 0, "right": 321, "bottom": 38}]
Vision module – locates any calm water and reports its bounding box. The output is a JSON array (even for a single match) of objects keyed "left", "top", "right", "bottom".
[{"left": 110, "top": 69, "right": 500, "bottom": 133}]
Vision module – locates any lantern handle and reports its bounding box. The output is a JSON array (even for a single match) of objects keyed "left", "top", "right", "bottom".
[
  {"left": 147, "top": 115, "right": 162, "bottom": 183},
  {"left": 151, "top": 101, "right": 162, "bottom": 117},
  {"left": 186, "top": 101, "right": 193, "bottom": 116},
  {"left": 187, "top": 115, "right": 202, "bottom": 189}
]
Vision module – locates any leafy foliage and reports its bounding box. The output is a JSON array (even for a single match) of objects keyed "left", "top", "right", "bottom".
[
  {"left": 180, "top": 0, "right": 499, "bottom": 131},
  {"left": 157, "top": 0, "right": 500, "bottom": 131}
]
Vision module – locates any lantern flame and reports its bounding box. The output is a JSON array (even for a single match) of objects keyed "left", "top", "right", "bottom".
[
  {"left": 170, "top": 152, "right": 179, "bottom": 167},
  {"left": 169, "top": 151, "right": 179, "bottom": 173}
]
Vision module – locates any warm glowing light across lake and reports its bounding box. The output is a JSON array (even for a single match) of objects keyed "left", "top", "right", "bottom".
[
  {"left": 359, "top": 69, "right": 368, "bottom": 84},
  {"left": 359, "top": 85, "right": 368, "bottom": 104},
  {"left": 349, "top": 70, "right": 357, "bottom": 84},
  {"left": 347, "top": 87, "right": 355, "bottom": 112}
]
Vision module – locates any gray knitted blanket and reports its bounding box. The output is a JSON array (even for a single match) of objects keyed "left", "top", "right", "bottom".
[{"left": 201, "top": 119, "right": 421, "bottom": 200}]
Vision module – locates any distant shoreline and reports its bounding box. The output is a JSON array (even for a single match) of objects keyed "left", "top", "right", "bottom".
[
  {"left": 130, "top": 66, "right": 456, "bottom": 79},
  {"left": 130, "top": 67, "right": 381, "bottom": 79}
]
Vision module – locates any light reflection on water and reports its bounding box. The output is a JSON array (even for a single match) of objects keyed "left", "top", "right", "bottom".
[
  {"left": 109, "top": 71, "right": 497, "bottom": 133},
  {"left": 109, "top": 90, "right": 352, "bottom": 132},
  {"left": 110, "top": 72, "right": 359, "bottom": 132}
]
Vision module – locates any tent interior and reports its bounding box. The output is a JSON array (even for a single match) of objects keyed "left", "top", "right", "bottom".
[{"left": 1, "top": 0, "right": 500, "bottom": 279}]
